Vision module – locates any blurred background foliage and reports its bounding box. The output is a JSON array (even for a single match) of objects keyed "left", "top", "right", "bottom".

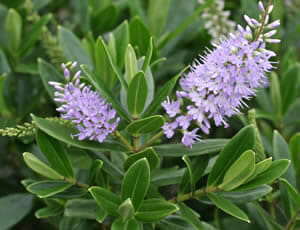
[{"left": 0, "top": 0, "right": 299, "bottom": 229}]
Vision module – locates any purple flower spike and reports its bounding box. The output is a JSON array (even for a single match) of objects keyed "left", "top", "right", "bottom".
[
  {"left": 49, "top": 62, "right": 120, "bottom": 143},
  {"left": 162, "top": 97, "right": 181, "bottom": 118},
  {"left": 258, "top": 1, "right": 265, "bottom": 11},
  {"left": 162, "top": 122, "right": 178, "bottom": 139},
  {"left": 182, "top": 128, "right": 201, "bottom": 148}
]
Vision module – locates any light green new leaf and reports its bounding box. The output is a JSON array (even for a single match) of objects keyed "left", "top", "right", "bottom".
[
  {"left": 119, "top": 198, "right": 135, "bottom": 221},
  {"left": 35, "top": 205, "right": 64, "bottom": 219},
  {"left": 127, "top": 115, "right": 164, "bottom": 135},
  {"left": 220, "top": 150, "right": 255, "bottom": 191},
  {"left": 208, "top": 125, "right": 255, "bottom": 186},
  {"left": 127, "top": 71, "right": 148, "bottom": 118},
  {"left": 290, "top": 133, "right": 300, "bottom": 190},
  {"left": 280, "top": 178, "right": 300, "bottom": 208},
  {"left": 23, "top": 152, "right": 63, "bottom": 180},
  {"left": 121, "top": 158, "right": 150, "bottom": 210},
  {"left": 246, "top": 157, "right": 273, "bottom": 182},
  {"left": 89, "top": 186, "right": 122, "bottom": 216},
  {"left": 270, "top": 72, "right": 282, "bottom": 120},
  {"left": 65, "top": 199, "right": 101, "bottom": 219},
  {"left": 148, "top": 0, "right": 170, "bottom": 37},
  {"left": 5, "top": 8, "right": 22, "bottom": 53},
  {"left": 125, "top": 44, "right": 138, "bottom": 83},
  {"left": 111, "top": 217, "right": 139, "bottom": 230},
  {"left": 113, "top": 21, "right": 130, "bottom": 69},
  {"left": 208, "top": 193, "right": 250, "bottom": 223},
  {"left": 27, "top": 180, "right": 72, "bottom": 198},
  {"left": 135, "top": 198, "right": 178, "bottom": 222}
]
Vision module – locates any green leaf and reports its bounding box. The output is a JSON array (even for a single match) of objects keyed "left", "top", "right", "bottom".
[
  {"left": 19, "top": 14, "right": 51, "bottom": 56},
  {"left": 35, "top": 204, "right": 64, "bottom": 219},
  {"left": 113, "top": 21, "right": 130, "bottom": 69},
  {"left": 135, "top": 198, "right": 178, "bottom": 222},
  {"left": 32, "top": 115, "right": 126, "bottom": 152},
  {"left": 179, "top": 155, "right": 209, "bottom": 194},
  {"left": 81, "top": 64, "right": 130, "bottom": 122},
  {"left": 207, "top": 193, "right": 250, "bottom": 223},
  {"left": 127, "top": 71, "right": 148, "bottom": 118},
  {"left": 124, "top": 147, "right": 159, "bottom": 171},
  {"left": 129, "top": 17, "right": 151, "bottom": 56},
  {"left": 217, "top": 185, "right": 272, "bottom": 204},
  {"left": 38, "top": 58, "right": 64, "bottom": 101},
  {"left": 0, "top": 194, "right": 33, "bottom": 230},
  {"left": 142, "top": 38, "right": 153, "bottom": 73},
  {"left": 208, "top": 125, "right": 255, "bottom": 186},
  {"left": 89, "top": 186, "right": 122, "bottom": 216},
  {"left": 58, "top": 26, "right": 92, "bottom": 66},
  {"left": 127, "top": 115, "right": 164, "bottom": 135},
  {"left": 119, "top": 198, "right": 135, "bottom": 221},
  {"left": 27, "top": 180, "right": 73, "bottom": 198},
  {"left": 237, "top": 159, "right": 290, "bottom": 190},
  {"left": 220, "top": 150, "right": 256, "bottom": 191},
  {"left": 121, "top": 158, "right": 150, "bottom": 210},
  {"left": 5, "top": 8, "right": 22, "bottom": 53},
  {"left": 23, "top": 152, "right": 63, "bottom": 180},
  {"left": 51, "top": 186, "right": 88, "bottom": 199},
  {"left": 246, "top": 157, "right": 273, "bottom": 182},
  {"left": 283, "top": 99, "right": 300, "bottom": 126},
  {"left": 290, "top": 133, "right": 300, "bottom": 190},
  {"left": 95, "top": 36, "right": 116, "bottom": 89},
  {"left": 152, "top": 168, "right": 185, "bottom": 186},
  {"left": 111, "top": 218, "right": 139, "bottom": 230},
  {"left": 181, "top": 155, "right": 195, "bottom": 194},
  {"left": 280, "top": 178, "right": 300, "bottom": 208},
  {"left": 92, "top": 4, "right": 118, "bottom": 34},
  {"left": 154, "top": 139, "right": 229, "bottom": 157},
  {"left": 270, "top": 72, "right": 282, "bottom": 120},
  {"left": 65, "top": 199, "right": 102, "bottom": 219},
  {"left": 157, "top": 215, "right": 196, "bottom": 230},
  {"left": 125, "top": 44, "right": 138, "bottom": 83},
  {"left": 178, "top": 203, "right": 204, "bottom": 229},
  {"left": 0, "top": 49, "right": 11, "bottom": 74},
  {"left": 88, "top": 159, "right": 103, "bottom": 185},
  {"left": 36, "top": 130, "right": 74, "bottom": 178},
  {"left": 280, "top": 63, "right": 300, "bottom": 114},
  {"left": 142, "top": 66, "right": 188, "bottom": 118},
  {"left": 148, "top": 0, "right": 170, "bottom": 37}
]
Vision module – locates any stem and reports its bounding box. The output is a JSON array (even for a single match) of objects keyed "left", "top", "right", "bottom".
[
  {"left": 285, "top": 210, "right": 300, "bottom": 230},
  {"left": 168, "top": 186, "right": 219, "bottom": 203},
  {"left": 114, "top": 130, "right": 133, "bottom": 151},
  {"left": 133, "top": 135, "right": 140, "bottom": 152},
  {"left": 254, "top": 0, "right": 272, "bottom": 41},
  {"left": 138, "top": 130, "right": 164, "bottom": 152},
  {"left": 63, "top": 177, "right": 89, "bottom": 189}
]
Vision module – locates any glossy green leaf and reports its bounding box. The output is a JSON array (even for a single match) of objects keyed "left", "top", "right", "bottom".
[
  {"left": 270, "top": 71, "right": 282, "bottom": 119},
  {"left": 0, "top": 194, "right": 33, "bottom": 230},
  {"left": 152, "top": 168, "right": 185, "bottom": 186},
  {"left": 220, "top": 150, "right": 255, "bottom": 191},
  {"left": 246, "top": 157, "right": 273, "bottom": 182},
  {"left": 208, "top": 125, "right": 255, "bottom": 186},
  {"left": 92, "top": 4, "right": 118, "bottom": 34},
  {"left": 119, "top": 198, "right": 135, "bottom": 221},
  {"left": 65, "top": 199, "right": 100, "bottom": 219},
  {"left": 19, "top": 14, "right": 51, "bottom": 56},
  {"left": 5, "top": 8, "right": 22, "bottom": 53},
  {"left": 89, "top": 186, "right": 122, "bottom": 216},
  {"left": 81, "top": 65, "right": 130, "bottom": 122},
  {"left": 35, "top": 205, "right": 64, "bottom": 219},
  {"left": 32, "top": 115, "right": 126, "bottom": 152},
  {"left": 113, "top": 21, "right": 130, "bottom": 69},
  {"left": 38, "top": 58, "right": 65, "bottom": 101},
  {"left": 237, "top": 159, "right": 290, "bottom": 190},
  {"left": 178, "top": 203, "right": 204, "bottom": 229},
  {"left": 51, "top": 186, "right": 88, "bottom": 199},
  {"left": 142, "top": 66, "right": 188, "bottom": 118},
  {"left": 111, "top": 218, "right": 139, "bottom": 230},
  {"left": 290, "top": 133, "right": 300, "bottom": 190},
  {"left": 27, "top": 180, "right": 72, "bottom": 198},
  {"left": 181, "top": 155, "right": 195, "bottom": 194},
  {"left": 121, "top": 158, "right": 150, "bottom": 210},
  {"left": 207, "top": 193, "right": 250, "bottom": 223},
  {"left": 280, "top": 63, "right": 300, "bottom": 114},
  {"left": 142, "top": 38, "right": 153, "bottom": 73},
  {"left": 124, "top": 147, "right": 159, "bottom": 171},
  {"left": 280, "top": 178, "right": 300, "bottom": 208},
  {"left": 125, "top": 44, "right": 138, "bottom": 83},
  {"left": 179, "top": 155, "right": 209, "bottom": 194},
  {"left": 127, "top": 115, "right": 164, "bottom": 135},
  {"left": 217, "top": 185, "right": 272, "bottom": 204},
  {"left": 58, "top": 26, "right": 92, "bottom": 66},
  {"left": 129, "top": 17, "right": 151, "bottom": 56},
  {"left": 135, "top": 198, "right": 178, "bottom": 222},
  {"left": 127, "top": 71, "right": 148, "bottom": 118},
  {"left": 88, "top": 159, "right": 103, "bottom": 185},
  {"left": 148, "top": 0, "right": 170, "bottom": 37},
  {"left": 23, "top": 152, "right": 63, "bottom": 180},
  {"left": 36, "top": 130, "right": 74, "bottom": 178},
  {"left": 157, "top": 215, "right": 196, "bottom": 230},
  {"left": 95, "top": 36, "right": 116, "bottom": 89}
]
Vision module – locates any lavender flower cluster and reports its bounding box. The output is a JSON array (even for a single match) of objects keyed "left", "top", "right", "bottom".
[
  {"left": 162, "top": 1, "right": 280, "bottom": 148},
  {"left": 49, "top": 63, "right": 119, "bottom": 143}
]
